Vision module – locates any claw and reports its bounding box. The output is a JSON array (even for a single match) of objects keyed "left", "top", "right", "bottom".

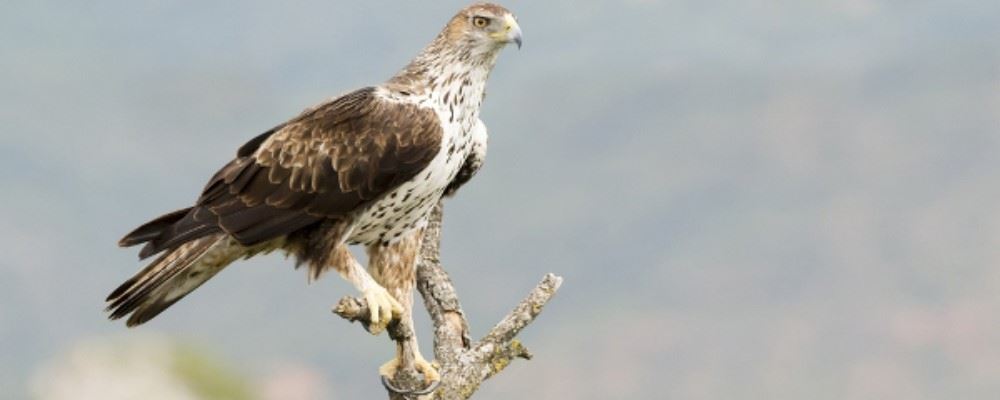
[
  {"left": 379, "top": 354, "right": 441, "bottom": 395},
  {"left": 379, "top": 357, "right": 401, "bottom": 378},
  {"left": 363, "top": 285, "right": 403, "bottom": 335},
  {"left": 414, "top": 357, "right": 441, "bottom": 384}
]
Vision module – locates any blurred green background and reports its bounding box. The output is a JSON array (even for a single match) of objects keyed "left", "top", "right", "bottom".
[{"left": 3, "top": 1, "right": 999, "bottom": 399}]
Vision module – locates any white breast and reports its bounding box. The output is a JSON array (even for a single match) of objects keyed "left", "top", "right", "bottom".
[{"left": 346, "top": 97, "right": 481, "bottom": 247}]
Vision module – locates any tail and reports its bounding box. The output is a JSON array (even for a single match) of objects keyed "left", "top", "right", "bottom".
[
  {"left": 119, "top": 207, "right": 223, "bottom": 260},
  {"left": 107, "top": 234, "right": 234, "bottom": 327},
  {"left": 118, "top": 207, "right": 193, "bottom": 249}
]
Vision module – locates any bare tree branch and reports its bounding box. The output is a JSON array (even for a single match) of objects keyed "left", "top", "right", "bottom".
[
  {"left": 334, "top": 202, "right": 563, "bottom": 399},
  {"left": 478, "top": 273, "right": 563, "bottom": 348}
]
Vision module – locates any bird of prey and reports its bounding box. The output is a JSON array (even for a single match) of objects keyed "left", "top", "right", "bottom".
[{"left": 106, "top": 2, "right": 522, "bottom": 385}]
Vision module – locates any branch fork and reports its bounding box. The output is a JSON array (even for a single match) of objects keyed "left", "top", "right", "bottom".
[{"left": 333, "top": 203, "right": 563, "bottom": 399}]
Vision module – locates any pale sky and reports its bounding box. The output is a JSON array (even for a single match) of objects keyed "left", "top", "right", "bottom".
[{"left": 2, "top": 1, "right": 1000, "bottom": 398}]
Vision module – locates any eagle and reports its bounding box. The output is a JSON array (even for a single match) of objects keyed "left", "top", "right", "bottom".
[{"left": 106, "top": 3, "right": 522, "bottom": 384}]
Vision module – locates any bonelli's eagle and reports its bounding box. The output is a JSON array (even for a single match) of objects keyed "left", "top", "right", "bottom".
[{"left": 107, "top": 2, "right": 522, "bottom": 385}]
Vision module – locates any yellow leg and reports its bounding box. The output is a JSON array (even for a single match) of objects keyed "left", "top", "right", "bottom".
[
  {"left": 362, "top": 284, "right": 403, "bottom": 335},
  {"left": 379, "top": 338, "right": 440, "bottom": 384},
  {"left": 329, "top": 245, "right": 402, "bottom": 335},
  {"left": 368, "top": 229, "right": 439, "bottom": 386}
]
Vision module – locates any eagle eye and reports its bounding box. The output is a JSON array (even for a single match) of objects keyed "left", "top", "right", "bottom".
[{"left": 472, "top": 16, "right": 490, "bottom": 28}]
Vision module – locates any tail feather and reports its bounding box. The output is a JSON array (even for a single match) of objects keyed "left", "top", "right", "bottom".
[
  {"left": 121, "top": 207, "right": 225, "bottom": 260},
  {"left": 107, "top": 235, "right": 231, "bottom": 326},
  {"left": 137, "top": 223, "right": 218, "bottom": 260},
  {"left": 105, "top": 251, "right": 173, "bottom": 302},
  {"left": 108, "top": 237, "right": 217, "bottom": 309},
  {"left": 119, "top": 208, "right": 193, "bottom": 248}
]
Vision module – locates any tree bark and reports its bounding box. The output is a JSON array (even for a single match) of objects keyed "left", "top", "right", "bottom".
[{"left": 334, "top": 202, "right": 563, "bottom": 399}]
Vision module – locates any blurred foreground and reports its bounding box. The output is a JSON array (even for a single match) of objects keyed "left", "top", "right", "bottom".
[{"left": 31, "top": 336, "right": 330, "bottom": 400}]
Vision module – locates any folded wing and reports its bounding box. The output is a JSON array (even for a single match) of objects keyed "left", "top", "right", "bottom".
[{"left": 121, "top": 87, "right": 443, "bottom": 259}]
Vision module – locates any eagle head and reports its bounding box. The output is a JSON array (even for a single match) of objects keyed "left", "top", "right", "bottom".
[{"left": 444, "top": 3, "right": 523, "bottom": 52}]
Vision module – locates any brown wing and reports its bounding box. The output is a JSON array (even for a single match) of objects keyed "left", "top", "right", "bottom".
[{"left": 122, "top": 87, "right": 443, "bottom": 258}]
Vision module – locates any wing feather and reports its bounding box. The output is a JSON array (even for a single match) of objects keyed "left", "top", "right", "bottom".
[{"left": 122, "top": 87, "right": 443, "bottom": 257}]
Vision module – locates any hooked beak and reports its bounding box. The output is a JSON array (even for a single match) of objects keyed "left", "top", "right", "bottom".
[{"left": 503, "top": 14, "right": 523, "bottom": 49}]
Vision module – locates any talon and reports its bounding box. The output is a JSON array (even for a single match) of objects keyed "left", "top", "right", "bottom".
[
  {"left": 390, "top": 296, "right": 403, "bottom": 314},
  {"left": 378, "top": 353, "right": 441, "bottom": 395},
  {"left": 378, "top": 357, "right": 400, "bottom": 378},
  {"left": 363, "top": 285, "right": 401, "bottom": 335},
  {"left": 414, "top": 356, "right": 441, "bottom": 384}
]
